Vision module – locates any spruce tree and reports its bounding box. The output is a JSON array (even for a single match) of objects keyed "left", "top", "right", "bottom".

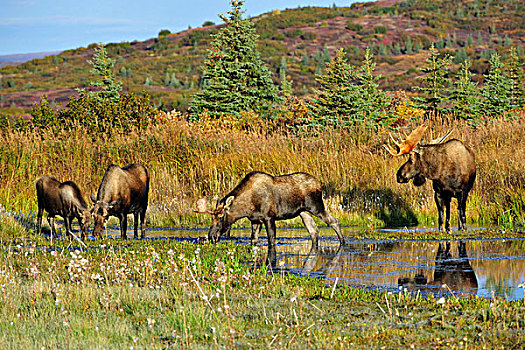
[
  {"left": 309, "top": 48, "right": 390, "bottom": 128},
  {"left": 190, "top": 0, "right": 281, "bottom": 118},
  {"left": 481, "top": 52, "right": 512, "bottom": 117},
  {"left": 309, "top": 48, "right": 358, "bottom": 127},
  {"left": 449, "top": 60, "right": 480, "bottom": 119},
  {"left": 355, "top": 47, "right": 391, "bottom": 127},
  {"left": 413, "top": 43, "right": 453, "bottom": 118},
  {"left": 506, "top": 47, "right": 525, "bottom": 109},
  {"left": 85, "top": 44, "right": 122, "bottom": 104},
  {"left": 279, "top": 56, "right": 293, "bottom": 98}
]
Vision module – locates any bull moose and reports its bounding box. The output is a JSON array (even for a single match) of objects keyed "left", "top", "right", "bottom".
[
  {"left": 36, "top": 176, "right": 91, "bottom": 242},
  {"left": 386, "top": 125, "right": 476, "bottom": 232},
  {"left": 195, "top": 172, "right": 346, "bottom": 254},
  {"left": 91, "top": 164, "right": 149, "bottom": 239}
]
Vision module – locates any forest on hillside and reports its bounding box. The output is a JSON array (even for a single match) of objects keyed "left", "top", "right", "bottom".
[{"left": 0, "top": 0, "right": 523, "bottom": 115}]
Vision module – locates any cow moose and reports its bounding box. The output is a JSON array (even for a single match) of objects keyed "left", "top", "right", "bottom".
[
  {"left": 195, "top": 172, "right": 346, "bottom": 255},
  {"left": 36, "top": 176, "right": 91, "bottom": 242},
  {"left": 386, "top": 125, "right": 476, "bottom": 232},
  {"left": 91, "top": 164, "right": 149, "bottom": 239}
]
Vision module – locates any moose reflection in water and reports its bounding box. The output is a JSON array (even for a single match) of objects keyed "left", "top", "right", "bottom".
[
  {"left": 398, "top": 240, "right": 478, "bottom": 297},
  {"left": 301, "top": 245, "right": 344, "bottom": 278}
]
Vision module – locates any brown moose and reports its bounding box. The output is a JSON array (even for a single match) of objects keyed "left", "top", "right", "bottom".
[
  {"left": 91, "top": 164, "right": 149, "bottom": 239},
  {"left": 386, "top": 125, "right": 476, "bottom": 232},
  {"left": 36, "top": 176, "right": 91, "bottom": 242},
  {"left": 195, "top": 172, "right": 346, "bottom": 255}
]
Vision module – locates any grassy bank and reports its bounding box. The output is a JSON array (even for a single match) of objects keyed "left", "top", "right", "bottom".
[
  {"left": 0, "top": 237, "right": 523, "bottom": 349},
  {"left": 1, "top": 113, "right": 525, "bottom": 231}
]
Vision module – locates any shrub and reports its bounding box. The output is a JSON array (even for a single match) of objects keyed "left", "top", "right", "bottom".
[
  {"left": 346, "top": 22, "right": 363, "bottom": 32},
  {"left": 158, "top": 29, "right": 171, "bottom": 37},
  {"left": 374, "top": 26, "right": 387, "bottom": 34},
  {"left": 30, "top": 91, "right": 159, "bottom": 135},
  {"left": 301, "top": 32, "right": 318, "bottom": 40}
]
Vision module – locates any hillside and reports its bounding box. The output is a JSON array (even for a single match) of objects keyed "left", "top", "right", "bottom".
[
  {"left": 0, "top": 0, "right": 523, "bottom": 114},
  {"left": 0, "top": 51, "right": 62, "bottom": 68}
]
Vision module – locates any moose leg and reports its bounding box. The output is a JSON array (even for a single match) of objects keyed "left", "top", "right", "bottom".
[
  {"left": 444, "top": 195, "right": 452, "bottom": 233},
  {"left": 64, "top": 216, "right": 71, "bottom": 238},
  {"left": 224, "top": 227, "right": 232, "bottom": 239},
  {"left": 139, "top": 208, "right": 147, "bottom": 239},
  {"left": 316, "top": 211, "right": 345, "bottom": 245},
  {"left": 76, "top": 215, "right": 86, "bottom": 241},
  {"left": 47, "top": 216, "right": 56, "bottom": 240},
  {"left": 120, "top": 214, "right": 128, "bottom": 240},
  {"left": 250, "top": 221, "right": 262, "bottom": 245},
  {"left": 457, "top": 193, "right": 468, "bottom": 231},
  {"left": 133, "top": 212, "right": 139, "bottom": 240},
  {"left": 263, "top": 218, "right": 277, "bottom": 268},
  {"left": 300, "top": 212, "right": 319, "bottom": 248},
  {"left": 37, "top": 208, "right": 44, "bottom": 235},
  {"left": 434, "top": 192, "right": 446, "bottom": 232}
]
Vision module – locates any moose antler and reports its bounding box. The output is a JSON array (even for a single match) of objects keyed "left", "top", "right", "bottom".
[
  {"left": 428, "top": 130, "right": 453, "bottom": 145},
  {"left": 384, "top": 124, "right": 428, "bottom": 156},
  {"left": 194, "top": 197, "right": 213, "bottom": 214}
]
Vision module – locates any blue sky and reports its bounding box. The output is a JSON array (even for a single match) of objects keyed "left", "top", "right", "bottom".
[{"left": 0, "top": 0, "right": 370, "bottom": 56}]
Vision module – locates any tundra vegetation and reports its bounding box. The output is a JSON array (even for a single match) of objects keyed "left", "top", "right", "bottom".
[
  {"left": 0, "top": 234, "right": 524, "bottom": 348},
  {"left": 0, "top": 0, "right": 525, "bottom": 347}
]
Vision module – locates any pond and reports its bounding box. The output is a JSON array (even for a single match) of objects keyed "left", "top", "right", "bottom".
[{"left": 85, "top": 224, "right": 525, "bottom": 300}]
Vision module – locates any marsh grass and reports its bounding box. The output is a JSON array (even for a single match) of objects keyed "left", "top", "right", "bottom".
[
  {"left": 1, "top": 111, "right": 525, "bottom": 231},
  {"left": 2, "top": 113, "right": 525, "bottom": 348},
  {"left": 0, "top": 239, "right": 524, "bottom": 349}
]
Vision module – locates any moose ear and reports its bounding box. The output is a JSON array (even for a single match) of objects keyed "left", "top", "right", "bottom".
[
  {"left": 223, "top": 196, "right": 235, "bottom": 211},
  {"left": 90, "top": 192, "right": 97, "bottom": 203}
]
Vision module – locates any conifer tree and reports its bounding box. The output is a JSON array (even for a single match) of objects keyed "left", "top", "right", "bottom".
[
  {"left": 413, "top": 44, "right": 452, "bottom": 118},
  {"left": 481, "top": 52, "right": 512, "bottom": 117},
  {"left": 309, "top": 48, "right": 359, "bottom": 126},
  {"left": 449, "top": 60, "right": 480, "bottom": 119},
  {"left": 355, "top": 48, "right": 391, "bottom": 127},
  {"left": 506, "top": 47, "right": 525, "bottom": 109},
  {"left": 279, "top": 56, "right": 293, "bottom": 98},
  {"left": 85, "top": 44, "right": 122, "bottom": 104},
  {"left": 309, "top": 48, "right": 390, "bottom": 128},
  {"left": 190, "top": 0, "right": 281, "bottom": 117}
]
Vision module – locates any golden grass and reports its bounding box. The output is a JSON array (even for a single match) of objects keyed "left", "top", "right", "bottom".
[{"left": 1, "top": 111, "right": 524, "bottom": 228}]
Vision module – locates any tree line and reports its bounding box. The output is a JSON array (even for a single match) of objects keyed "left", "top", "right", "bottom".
[{"left": 3, "top": 0, "right": 523, "bottom": 134}]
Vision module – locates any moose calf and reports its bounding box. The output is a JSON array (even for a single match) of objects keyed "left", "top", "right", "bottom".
[{"left": 36, "top": 176, "right": 91, "bottom": 240}]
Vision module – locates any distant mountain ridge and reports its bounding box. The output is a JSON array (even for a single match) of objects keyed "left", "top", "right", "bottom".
[{"left": 0, "top": 51, "right": 62, "bottom": 68}]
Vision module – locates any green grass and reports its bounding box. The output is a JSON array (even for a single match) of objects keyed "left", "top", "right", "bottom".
[{"left": 0, "top": 238, "right": 524, "bottom": 349}]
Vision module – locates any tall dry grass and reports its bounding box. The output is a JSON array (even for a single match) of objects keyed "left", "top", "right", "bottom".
[{"left": 1, "top": 111, "right": 524, "bottom": 228}]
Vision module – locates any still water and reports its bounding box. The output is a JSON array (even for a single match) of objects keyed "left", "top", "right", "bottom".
[{"left": 105, "top": 225, "right": 525, "bottom": 300}]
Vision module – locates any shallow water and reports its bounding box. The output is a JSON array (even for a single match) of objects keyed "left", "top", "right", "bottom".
[{"left": 71, "top": 224, "right": 525, "bottom": 300}]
